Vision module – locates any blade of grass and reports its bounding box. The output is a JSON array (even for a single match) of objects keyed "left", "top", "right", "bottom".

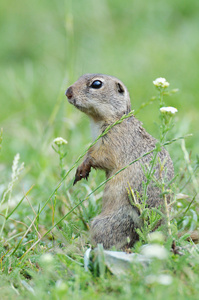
[
  {"left": 181, "top": 140, "right": 199, "bottom": 197},
  {"left": 134, "top": 97, "right": 156, "bottom": 115},
  {"left": 6, "top": 185, "right": 34, "bottom": 220},
  {"left": 11, "top": 215, "right": 37, "bottom": 256},
  {"left": 0, "top": 128, "right": 3, "bottom": 153}
]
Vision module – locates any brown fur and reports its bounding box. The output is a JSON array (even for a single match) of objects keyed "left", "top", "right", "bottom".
[{"left": 66, "top": 74, "right": 174, "bottom": 249}]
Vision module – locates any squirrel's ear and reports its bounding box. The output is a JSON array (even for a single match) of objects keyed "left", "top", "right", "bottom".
[{"left": 117, "top": 82, "right": 125, "bottom": 94}]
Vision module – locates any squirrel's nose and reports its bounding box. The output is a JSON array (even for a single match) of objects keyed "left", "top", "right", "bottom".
[{"left": 65, "top": 86, "right": 73, "bottom": 99}]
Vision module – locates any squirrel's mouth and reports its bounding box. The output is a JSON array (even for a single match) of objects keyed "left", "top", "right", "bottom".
[
  {"left": 67, "top": 95, "right": 88, "bottom": 114},
  {"left": 74, "top": 103, "right": 83, "bottom": 111},
  {"left": 70, "top": 98, "right": 86, "bottom": 112},
  {"left": 67, "top": 97, "right": 78, "bottom": 107},
  {"left": 66, "top": 90, "right": 86, "bottom": 113}
]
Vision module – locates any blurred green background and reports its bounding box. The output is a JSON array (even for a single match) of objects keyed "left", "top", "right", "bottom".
[{"left": 1, "top": 0, "right": 199, "bottom": 180}]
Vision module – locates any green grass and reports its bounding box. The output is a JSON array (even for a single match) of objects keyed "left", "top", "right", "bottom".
[{"left": 0, "top": 0, "right": 199, "bottom": 299}]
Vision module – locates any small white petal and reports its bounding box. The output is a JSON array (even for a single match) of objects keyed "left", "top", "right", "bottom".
[
  {"left": 153, "top": 77, "right": 170, "bottom": 88},
  {"left": 148, "top": 232, "right": 165, "bottom": 243},
  {"left": 158, "top": 274, "right": 173, "bottom": 285},
  {"left": 145, "top": 274, "right": 173, "bottom": 285},
  {"left": 141, "top": 244, "right": 168, "bottom": 260},
  {"left": 160, "top": 106, "right": 178, "bottom": 115},
  {"left": 53, "top": 137, "right": 68, "bottom": 145},
  {"left": 41, "top": 253, "right": 54, "bottom": 263}
]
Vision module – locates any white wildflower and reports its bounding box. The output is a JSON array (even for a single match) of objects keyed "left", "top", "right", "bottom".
[
  {"left": 141, "top": 244, "right": 168, "bottom": 260},
  {"left": 147, "top": 231, "right": 165, "bottom": 244},
  {"left": 145, "top": 274, "right": 172, "bottom": 286},
  {"left": 160, "top": 106, "right": 178, "bottom": 115},
  {"left": 53, "top": 137, "right": 68, "bottom": 146},
  {"left": 158, "top": 274, "right": 173, "bottom": 285},
  {"left": 41, "top": 253, "right": 54, "bottom": 263},
  {"left": 153, "top": 77, "right": 170, "bottom": 88}
]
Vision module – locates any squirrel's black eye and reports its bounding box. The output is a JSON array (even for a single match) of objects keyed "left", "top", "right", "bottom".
[{"left": 90, "top": 80, "right": 103, "bottom": 89}]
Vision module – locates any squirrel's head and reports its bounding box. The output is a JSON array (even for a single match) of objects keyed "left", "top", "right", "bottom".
[{"left": 65, "top": 74, "right": 131, "bottom": 121}]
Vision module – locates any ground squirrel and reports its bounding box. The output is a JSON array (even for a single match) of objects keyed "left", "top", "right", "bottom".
[{"left": 66, "top": 74, "right": 174, "bottom": 249}]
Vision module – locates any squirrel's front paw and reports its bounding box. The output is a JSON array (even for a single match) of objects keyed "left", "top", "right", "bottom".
[{"left": 73, "top": 162, "right": 91, "bottom": 185}]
